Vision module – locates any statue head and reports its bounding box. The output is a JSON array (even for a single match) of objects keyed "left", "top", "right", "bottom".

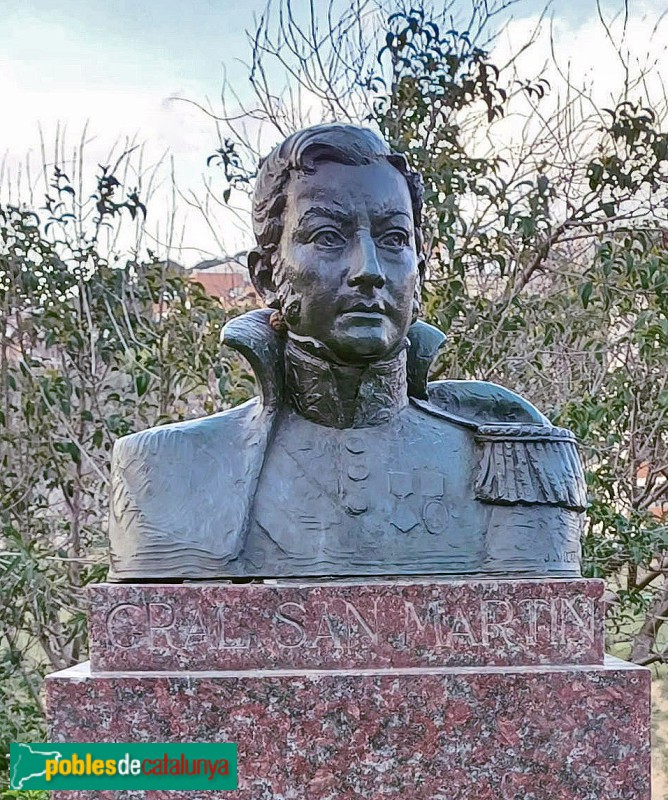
[{"left": 249, "top": 123, "right": 425, "bottom": 364}]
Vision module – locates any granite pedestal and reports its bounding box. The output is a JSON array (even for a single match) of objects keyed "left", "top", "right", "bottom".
[{"left": 46, "top": 578, "right": 651, "bottom": 799}]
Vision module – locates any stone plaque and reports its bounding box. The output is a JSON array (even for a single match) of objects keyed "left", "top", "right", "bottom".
[{"left": 88, "top": 579, "right": 604, "bottom": 672}]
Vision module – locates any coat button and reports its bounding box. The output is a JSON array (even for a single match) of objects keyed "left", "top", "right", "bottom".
[
  {"left": 347, "top": 463, "right": 369, "bottom": 481},
  {"left": 345, "top": 494, "right": 368, "bottom": 515},
  {"left": 345, "top": 437, "right": 365, "bottom": 454}
]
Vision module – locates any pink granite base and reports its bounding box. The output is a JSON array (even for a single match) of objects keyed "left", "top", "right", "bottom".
[
  {"left": 46, "top": 657, "right": 650, "bottom": 800},
  {"left": 45, "top": 579, "right": 650, "bottom": 799}
]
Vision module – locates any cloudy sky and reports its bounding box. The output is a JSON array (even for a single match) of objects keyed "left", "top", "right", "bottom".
[{"left": 1, "top": 0, "right": 666, "bottom": 264}]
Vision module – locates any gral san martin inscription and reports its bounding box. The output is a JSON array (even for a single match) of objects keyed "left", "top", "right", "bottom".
[
  {"left": 107, "top": 596, "right": 593, "bottom": 651},
  {"left": 89, "top": 581, "right": 604, "bottom": 672}
]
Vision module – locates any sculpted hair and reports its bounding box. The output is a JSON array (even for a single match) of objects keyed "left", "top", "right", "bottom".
[{"left": 248, "top": 123, "right": 426, "bottom": 301}]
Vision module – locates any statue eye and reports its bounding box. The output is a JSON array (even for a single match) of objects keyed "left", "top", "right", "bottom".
[
  {"left": 379, "top": 229, "right": 410, "bottom": 248},
  {"left": 311, "top": 229, "right": 345, "bottom": 248}
]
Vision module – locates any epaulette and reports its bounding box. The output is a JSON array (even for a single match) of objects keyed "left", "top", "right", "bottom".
[
  {"left": 411, "top": 379, "right": 587, "bottom": 512},
  {"left": 474, "top": 423, "right": 587, "bottom": 511}
]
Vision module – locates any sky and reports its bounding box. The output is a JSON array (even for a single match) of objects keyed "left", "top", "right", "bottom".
[{"left": 1, "top": 0, "right": 667, "bottom": 265}]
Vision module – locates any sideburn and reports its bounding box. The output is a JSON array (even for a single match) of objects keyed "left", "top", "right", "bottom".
[{"left": 272, "top": 256, "right": 302, "bottom": 328}]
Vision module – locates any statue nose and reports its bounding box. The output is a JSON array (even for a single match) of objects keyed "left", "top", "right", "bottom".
[{"left": 347, "top": 234, "right": 386, "bottom": 289}]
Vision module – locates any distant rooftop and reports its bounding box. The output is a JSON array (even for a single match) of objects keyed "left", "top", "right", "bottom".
[
  {"left": 188, "top": 252, "right": 256, "bottom": 306},
  {"left": 190, "top": 253, "right": 248, "bottom": 275}
]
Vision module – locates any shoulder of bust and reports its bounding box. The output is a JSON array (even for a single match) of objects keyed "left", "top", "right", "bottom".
[
  {"left": 404, "top": 320, "right": 547, "bottom": 427},
  {"left": 425, "top": 379, "right": 549, "bottom": 425},
  {"left": 112, "top": 397, "right": 262, "bottom": 463},
  {"left": 412, "top": 381, "right": 586, "bottom": 512},
  {"left": 108, "top": 396, "right": 271, "bottom": 581}
]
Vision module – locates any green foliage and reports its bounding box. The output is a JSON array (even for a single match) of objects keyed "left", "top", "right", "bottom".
[{"left": 0, "top": 160, "right": 254, "bottom": 781}]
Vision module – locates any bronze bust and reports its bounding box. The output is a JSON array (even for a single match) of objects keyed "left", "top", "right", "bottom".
[{"left": 108, "top": 124, "right": 586, "bottom": 581}]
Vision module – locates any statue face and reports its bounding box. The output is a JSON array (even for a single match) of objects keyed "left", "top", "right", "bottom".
[{"left": 276, "top": 160, "right": 419, "bottom": 364}]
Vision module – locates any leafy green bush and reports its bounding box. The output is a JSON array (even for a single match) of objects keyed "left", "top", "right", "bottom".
[{"left": 0, "top": 159, "right": 254, "bottom": 783}]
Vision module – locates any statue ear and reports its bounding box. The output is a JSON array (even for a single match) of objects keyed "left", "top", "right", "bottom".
[{"left": 248, "top": 248, "right": 280, "bottom": 309}]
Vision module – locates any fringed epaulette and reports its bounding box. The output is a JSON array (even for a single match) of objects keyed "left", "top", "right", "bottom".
[{"left": 474, "top": 423, "right": 587, "bottom": 511}]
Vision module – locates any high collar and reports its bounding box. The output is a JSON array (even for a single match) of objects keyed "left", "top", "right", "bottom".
[
  {"left": 221, "top": 309, "right": 446, "bottom": 417},
  {"left": 284, "top": 335, "right": 408, "bottom": 428}
]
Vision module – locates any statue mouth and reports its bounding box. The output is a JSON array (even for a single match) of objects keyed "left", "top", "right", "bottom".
[{"left": 341, "top": 300, "right": 385, "bottom": 315}]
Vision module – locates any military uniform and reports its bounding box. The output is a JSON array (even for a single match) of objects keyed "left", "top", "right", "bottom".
[{"left": 108, "top": 309, "right": 586, "bottom": 581}]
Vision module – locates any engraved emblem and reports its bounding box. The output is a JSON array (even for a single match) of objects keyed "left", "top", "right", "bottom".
[
  {"left": 420, "top": 469, "right": 448, "bottom": 534},
  {"left": 389, "top": 470, "right": 448, "bottom": 535},
  {"left": 392, "top": 505, "right": 420, "bottom": 533},
  {"left": 420, "top": 471, "right": 445, "bottom": 496},
  {"left": 422, "top": 499, "right": 448, "bottom": 535},
  {"left": 389, "top": 471, "right": 419, "bottom": 533},
  {"left": 389, "top": 471, "right": 413, "bottom": 498}
]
